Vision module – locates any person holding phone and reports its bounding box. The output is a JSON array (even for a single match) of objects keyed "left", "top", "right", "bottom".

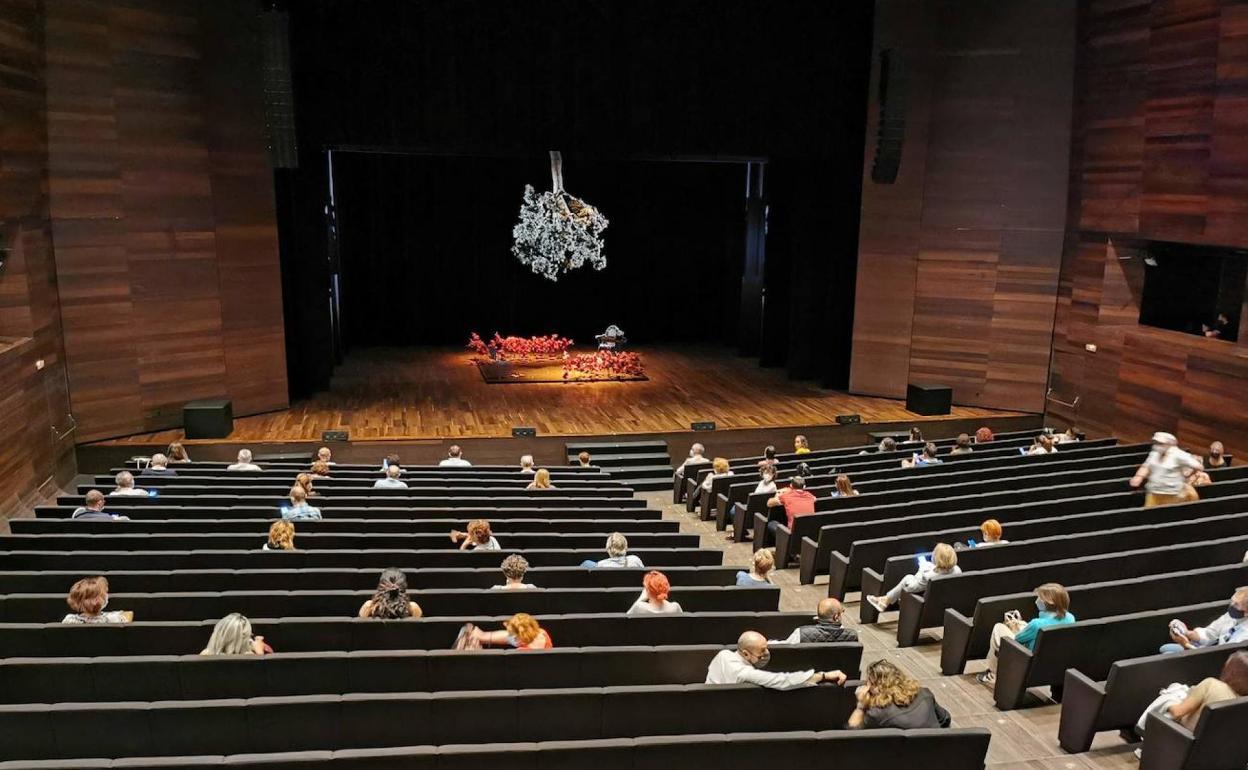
[
  {"left": 865, "top": 543, "right": 959, "bottom": 613},
  {"left": 201, "top": 613, "right": 270, "bottom": 655},
  {"left": 977, "top": 583, "right": 1074, "bottom": 685}
]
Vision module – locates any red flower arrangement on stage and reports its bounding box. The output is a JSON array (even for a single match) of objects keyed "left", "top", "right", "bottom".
[
  {"left": 468, "top": 331, "right": 646, "bottom": 381},
  {"left": 467, "top": 332, "right": 573, "bottom": 360},
  {"left": 562, "top": 350, "right": 645, "bottom": 380}
]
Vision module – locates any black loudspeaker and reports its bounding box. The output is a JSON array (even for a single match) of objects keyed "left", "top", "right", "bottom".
[
  {"left": 259, "top": 8, "right": 298, "bottom": 169},
  {"left": 871, "top": 48, "right": 905, "bottom": 184},
  {"left": 322, "top": 430, "right": 349, "bottom": 442},
  {"left": 512, "top": 427, "right": 537, "bottom": 438},
  {"left": 836, "top": 414, "right": 862, "bottom": 425},
  {"left": 691, "top": 421, "right": 716, "bottom": 431},
  {"left": 183, "top": 399, "right": 233, "bottom": 439},
  {"left": 905, "top": 384, "right": 952, "bottom": 416}
]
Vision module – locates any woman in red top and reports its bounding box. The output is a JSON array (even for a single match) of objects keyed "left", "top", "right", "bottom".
[{"left": 472, "top": 612, "right": 553, "bottom": 650}]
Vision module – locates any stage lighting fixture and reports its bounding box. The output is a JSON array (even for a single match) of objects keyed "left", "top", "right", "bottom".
[
  {"left": 512, "top": 427, "right": 537, "bottom": 438},
  {"left": 691, "top": 421, "right": 716, "bottom": 431}
]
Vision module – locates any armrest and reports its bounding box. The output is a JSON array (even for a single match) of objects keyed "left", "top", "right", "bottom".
[
  {"left": 827, "top": 550, "right": 850, "bottom": 600},
  {"left": 1057, "top": 668, "right": 1108, "bottom": 754},
  {"left": 1140, "top": 711, "right": 1193, "bottom": 770},
  {"left": 858, "top": 568, "right": 884, "bottom": 624},
  {"left": 714, "top": 493, "right": 730, "bottom": 531},
  {"left": 732, "top": 503, "right": 750, "bottom": 543},
  {"left": 993, "top": 636, "right": 1035, "bottom": 711},
  {"left": 895, "top": 590, "right": 926, "bottom": 648},
  {"left": 697, "top": 487, "right": 713, "bottom": 520},
  {"left": 672, "top": 472, "right": 684, "bottom": 504},
  {"left": 684, "top": 478, "right": 699, "bottom": 512},
  {"left": 773, "top": 524, "right": 793, "bottom": 568},
  {"left": 939, "top": 608, "right": 974, "bottom": 676},
  {"left": 798, "top": 537, "right": 819, "bottom": 585},
  {"left": 751, "top": 513, "right": 770, "bottom": 551}
]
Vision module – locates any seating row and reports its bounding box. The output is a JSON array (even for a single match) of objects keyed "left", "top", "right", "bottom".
[
  {"left": 37, "top": 505, "right": 663, "bottom": 521},
  {"left": 14, "top": 517, "right": 679, "bottom": 535}
]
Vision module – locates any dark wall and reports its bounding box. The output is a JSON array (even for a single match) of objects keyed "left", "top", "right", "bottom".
[{"left": 331, "top": 154, "right": 744, "bottom": 347}]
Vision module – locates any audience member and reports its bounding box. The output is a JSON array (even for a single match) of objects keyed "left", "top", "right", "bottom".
[
  {"left": 902, "top": 442, "right": 942, "bottom": 468},
  {"left": 1135, "top": 651, "right": 1248, "bottom": 742},
  {"left": 977, "top": 583, "right": 1075, "bottom": 685},
  {"left": 72, "top": 490, "right": 129, "bottom": 521},
  {"left": 1130, "top": 431, "right": 1203, "bottom": 507},
  {"left": 675, "top": 443, "right": 711, "bottom": 478},
  {"left": 295, "top": 472, "right": 318, "bottom": 497},
  {"left": 471, "top": 612, "right": 553, "bottom": 649},
  {"left": 309, "top": 460, "right": 332, "bottom": 478},
  {"left": 848, "top": 660, "right": 951, "bottom": 729},
  {"left": 450, "top": 519, "right": 500, "bottom": 551},
  {"left": 109, "top": 471, "right": 148, "bottom": 497},
  {"left": 974, "top": 426, "right": 994, "bottom": 444},
  {"left": 700, "top": 457, "right": 734, "bottom": 492},
  {"left": 519, "top": 454, "right": 536, "bottom": 474},
  {"left": 526, "top": 468, "right": 555, "bottom": 489},
  {"left": 878, "top": 436, "right": 898, "bottom": 453},
  {"left": 582, "top": 532, "right": 645, "bottom": 568},
  {"left": 972, "top": 519, "right": 1007, "bottom": 547},
  {"left": 736, "top": 549, "right": 775, "bottom": 586},
  {"left": 753, "top": 466, "right": 778, "bottom": 496},
  {"left": 201, "top": 613, "right": 269, "bottom": 655},
  {"left": 166, "top": 442, "right": 191, "bottom": 464},
  {"left": 908, "top": 427, "right": 924, "bottom": 443},
  {"left": 865, "top": 543, "right": 960, "bottom": 613},
  {"left": 758, "top": 445, "right": 778, "bottom": 470},
  {"left": 373, "top": 464, "right": 408, "bottom": 489},
  {"left": 1054, "top": 426, "right": 1081, "bottom": 445},
  {"left": 263, "top": 520, "right": 295, "bottom": 551},
  {"left": 706, "top": 631, "right": 846, "bottom": 690},
  {"left": 833, "top": 474, "right": 858, "bottom": 498},
  {"left": 577, "top": 451, "right": 592, "bottom": 467},
  {"left": 1184, "top": 458, "right": 1212, "bottom": 491},
  {"left": 950, "top": 434, "right": 973, "bottom": 455},
  {"left": 794, "top": 434, "right": 811, "bottom": 454},
  {"left": 440, "top": 445, "right": 471, "bottom": 466},
  {"left": 140, "top": 453, "right": 177, "bottom": 477},
  {"left": 317, "top": 446, "right": 335, "bottom": 466},
  {"left": 1205, "top": 441, "right": 1229, "bottom": 468},
  {"left": 358, "top": 568, "right": 423, "bottom": 619},
  {"left": 627, "top": 570, "right": 683, "bottom": 615},
  {"left": 1161, "top": 587, "right": 1248, "bottom": 653},
  {"left": 62, "top": 576, "right": 132, "bottom": 624},
  {"left": 380, "top": 453, "right": 400, "bottom": 472},
  {"left": 1027, "top": 435, "right": 1057, "bottom": 455},
  {"left": 766, "top": 476, "right": 816, "bottom": 537},
  {"left": 773, "top": 598, "right": 858, "bottom": 644},
  {"left": 280, "top": 485, "right": 322, "bottom": 521},
  {"left": 795, "top": 462, "right": 813, "bottom": 477},
  {"left": 227, "top": 449, "right": 262, "bottom": 472},
  {"left": 493, "top": 554, "right": 536, "bottom": 590}
]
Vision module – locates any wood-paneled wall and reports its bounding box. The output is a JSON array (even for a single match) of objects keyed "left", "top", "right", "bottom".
[
  {"left": 849, "top": 0, "right": 1077, "bottom": 413},
  {"left": 0, "top": 0, "right": 76, "bottom": 516},
  {"left": 1047, "top": 0, "right": 1248, "bottom": 455},
  {"left": 44, "top": 0, "right": 287, "bottom": 442}
]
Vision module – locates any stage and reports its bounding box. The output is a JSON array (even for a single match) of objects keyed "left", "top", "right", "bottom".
[{"left": 88, "top": 346, "right": 1029, "bottom": 445}]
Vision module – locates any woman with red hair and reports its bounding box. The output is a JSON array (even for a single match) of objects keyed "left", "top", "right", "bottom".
[{"left": 627, "top": 570, "right": 684, "bottom": 615}]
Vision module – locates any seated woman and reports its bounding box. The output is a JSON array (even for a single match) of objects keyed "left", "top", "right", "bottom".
[
  {"left": 493, "top": 554, "right": 536, "bottom": 590},
  {"left": 865, "top": 542, "right": 960, "bottom": 613},
  {"left": 848, "top": 660, "right": 951, "bottom": 729},
  {"left": 794, "top": 435, "right": 811, "bottom": 455},
  {"left": 1136, "top": 651, "right": 1248, "bottom": 744},
  {"left": 1054, "top": 426, "right": 1081, "bottom": 445},
  {"left": 358, "top": 568, "right": 423, "bottom": 619},
  {"left": 949, "top": 434, "right": 974, "bottom": 455},
  {"left": 736, "top": 549, "right": 775, "bottom": 586},
  {"left": 1206, "top": 441, "right": 1229, "bottom": 468},
  {"left": 627, "top": 571, "right": 683, "bottom": 615},
  {"left": 166, "top": 441, "right": 192, "bottom": 464},
  {"left": 581, "top": 531, "right": 645, "bottom": 568},
  {"left": 472, "top": 612, "right": 553, "bottom": 650},
  {"left": 757, "top": 446, "right": 778, "bottom": 471},
  {"left": 525, "top": 468, "right": 556, "bottom": 490},
  {"left": 700, "top": 457, "right": 734, "bottom": 492},
  {"left": 62, "top": 576, "right": 133, "bottom": 624},
  {"left": 1027, "top": 435, "right": 1058, "bottom": 455},
  {"left": 450, "top": 519, "right": 500, "bottom": 551},
  {"left": 877, "top": 436, "right": 898, "bottom": 453},
  {"left": 977, "top": 583, "right": 1075, "bottom": 685},
  {"left": 201, "top": 613, "right": 270, "bottom": 655},
  {"left": 975, "top": 426, "right": 994, "bottom": 444},
  {"left": 263, "top": 519, "right": 296, "bottom": 551},
  {"left": 971, "top": 518, "right": 1007, "bottom": 548},
  {"left": 908, "top": 427, "right": 924, "bottom": 443},
  {"left": 308, "top": 460, "right": 332, "bottom": 479},
  {"left": 753, "top": 466, "right": 778, "bottom": 496},
  {"left": 295, "top": 472, "right": 319, "bottom": 497},
  {"left": 832, "top": 474, "right": 858, "bottom": 498},
  {"left": 109, "top": 470, "right": 148, "bottom": 497},
  {"left": 901, "top": 442, "right": 941, "bottom": 468}
]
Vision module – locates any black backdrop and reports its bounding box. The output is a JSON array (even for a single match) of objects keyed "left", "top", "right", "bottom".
[{"left": 332, "top": 154, "right": 745, "bottom": 347}]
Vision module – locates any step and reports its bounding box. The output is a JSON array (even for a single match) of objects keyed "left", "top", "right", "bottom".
[
  {"left": 566, "top": 440, "right": 669, "bottom": 455},
  {"left": 573, "top": 452, "right": 673, "bottom": 466},
  {"left": 599, "top": 464, "right": 677, "bottom": 479}
]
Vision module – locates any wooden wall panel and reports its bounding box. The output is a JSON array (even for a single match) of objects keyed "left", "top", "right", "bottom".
[{"left": 45, "top": 0, "right": 287, "bottom": 442}]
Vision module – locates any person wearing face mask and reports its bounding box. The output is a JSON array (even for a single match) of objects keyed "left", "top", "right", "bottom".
[
  {"left": 1129, "top": 431, "right": 1203, "bottom": 506},
  {"left": 1160, "top": 586, "right": 1248, "bottom": 653},
  {"left": 976, "top": 583, "right": 1074, "bottom": 685},
  {"left": 61, "top": 576, "right": 133, "bottom": 624},
  {"left": 705, "top": 630, "right": 847, "bottom": 690}
]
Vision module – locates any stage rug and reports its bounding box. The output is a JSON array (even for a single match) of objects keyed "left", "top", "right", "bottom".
[{"left": 476, "top": 359, "right": 648, "bottom": 384}]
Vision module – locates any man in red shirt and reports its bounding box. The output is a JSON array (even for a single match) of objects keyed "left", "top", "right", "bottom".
[{"left": 765, "top": 476, "right": 817, "bottom": 538}]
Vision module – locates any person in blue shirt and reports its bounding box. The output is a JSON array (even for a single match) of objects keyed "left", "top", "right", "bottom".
[
  {"left": 977, "top": 583, "right": 1075, "bottom": 685},
  {"left": 736, "top": 549, "right": 775, "bottom": 586},
  {"left": 280, "top": 485, "right": 322, "bottom": 521}
]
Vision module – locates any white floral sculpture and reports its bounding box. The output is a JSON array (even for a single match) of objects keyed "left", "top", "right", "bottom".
[{"left": 511, "top": 151, "right": 609, "bottom": 281}]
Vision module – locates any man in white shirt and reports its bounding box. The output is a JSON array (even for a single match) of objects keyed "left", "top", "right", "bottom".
[
  {"left": 675, "top": 443, "right": 711, "bottom": 479},
  {"left": 519, "top": 455, "right": 536, "bottom": 474},
  {"left": 1130, "top": 431, "right": 1203, "bottom": 506},
  {"left": 109, "top": 471, "right": 149, "bottom": 497},
  {"left": 227, "top": 449, "right": 262, "bottom": 472},
  {"left": 705, "top": 631, "right": 847, "bottom": 690},
  {"left": 440, "top": 445, "right": 471, "bottom": 467},
  {"left": 316, "top": 447, "right": 336, "bottom": 466},
  {"left": 373, "top": 464, "right": 408, "bottom": 489},
  {"left": 1162, "top": 587, "right": 1248, "bottom": 653}
]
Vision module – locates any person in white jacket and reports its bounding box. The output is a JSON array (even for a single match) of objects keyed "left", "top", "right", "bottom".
[{"left": 706, "top": 631, "right": 847, "bottom": 690}]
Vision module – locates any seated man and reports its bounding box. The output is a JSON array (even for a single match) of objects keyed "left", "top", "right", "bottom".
[
  {"left": 901, "top": 442, "right": 942, "bottom": 468},
  {"left": 440, "top": 445, "right": 471, "bottom": 467},
  {"left": 373, "top": 464, "right": 408, "bottom": 489},
  {"left": 316, "top": 446, "right": 336, "bottom": 466},
  {"left": 519, "top": 454, "right": 536, "bottom": 474},
  {"left": 772, "top": 598, "right": 859, "bottom": 645},
  {"left": 764, "top": 475, "right": 816, "bottom": 539},
  {"left": 1162, "top": 587, "right": 1248, "bottom": 653},
  {"left": 72, "top": 490, "right": 129, "bottom": 521},
  {"left": 577, "top": 451, "right": 592, "bottom": 467},
  {"left": 109, "top": 471, "right": 148, "bottom": 497},
  {"left": 706, "top": 630, "right": 846, "bottom": 690},
  {"left": 280, "top": 485, "right": 323, "bottom": 521},
  {"left": 139, "top": 453, "right": 177, "bottom": 477},
  {"left": 227, "top": 449, "right": 262, "bottom": 472},
  {"left": 675, "top": 442, "right": 711, "bottom": 478}
]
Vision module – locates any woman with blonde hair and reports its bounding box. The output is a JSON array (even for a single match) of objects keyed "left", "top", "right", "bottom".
[
  {"left": 583, "top": 531, "right": 645, "bottom": 568},
  {"left": 471, "top": 612, "right": 553, "bottom": 649},
  {"left": 848, "top": 659, "right": 950, "bottom": 728},
  {"left": 62, "top": 576, "right": 133, "bottom": 624},
  {"left": 627, "top": 570, "right": 683, "bottom": 615},
  {"left": 450, "top": 519, "right": 500, "bottom": 550},
  {"left": 263, "top": 520, "right": 295, "bottom": 551},
  {"left": 309, "top": 460, "right": 332, "bottom": 478},
  {"left": 295, "top": 473, "right": 317, "bottom": 497},
  {"left": 166, "top": 442, "right": 191, "bottom": 464},
  {"left": 526, "top": 468, "right": 555, "bottom": 490},
  {"left": 736, "top": 549, "right": 775, "bottom": 586},
  {"left": 865, "top": 543, "right": 960, "bottom": 613},
  {"left": 358, "top": 568, "right": 423, "bottom": 619},
  {"left": 700, "top": 456, "right": 734, "bottom": 492},
  {"left": 201, "top": 613, "right": 269, "bottom": 655},
  {"left": 793, "top": 435, "right": 810, "bottom": 455},
  {"left": 833, "top": 474, "right": 858, "bottom": 498}
]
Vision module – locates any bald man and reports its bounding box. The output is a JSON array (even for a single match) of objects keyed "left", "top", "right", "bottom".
[
  {"left": 705, "top": 630, "right": 846, "bottom": 690},
  {"left": 773, "top": 598, "right": 859, "bottom": 645}
]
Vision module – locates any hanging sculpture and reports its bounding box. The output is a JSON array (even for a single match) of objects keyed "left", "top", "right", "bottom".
[{"left": 511, "top": 151, "right": 609, "bottom": 281}]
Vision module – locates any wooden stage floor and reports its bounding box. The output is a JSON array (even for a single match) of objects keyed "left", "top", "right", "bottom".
[{"left": 93, "top": 346, "right": 1025, "bottom": 444}]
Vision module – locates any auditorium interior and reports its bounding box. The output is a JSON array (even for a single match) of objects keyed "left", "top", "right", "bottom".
[{"left": 2, "top": 0, "right": 1248, "bottom": 768}]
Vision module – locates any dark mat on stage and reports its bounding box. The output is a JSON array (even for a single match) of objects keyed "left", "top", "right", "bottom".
[{"left": 476, "top": 360, "right": 648, "bottom": 384}]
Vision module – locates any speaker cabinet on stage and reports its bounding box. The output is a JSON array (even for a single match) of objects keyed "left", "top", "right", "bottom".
[
  {"left": 184, "top": 399, "right": 233, "bottom": 439},
  {"left": 905, "top": 384, "right": 951, "bottom": 416},
  {"left": 836, "top": 414, "right": 861, "bottom": 425}
]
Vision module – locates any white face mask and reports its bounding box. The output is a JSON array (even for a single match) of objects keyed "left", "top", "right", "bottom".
[{"left": 101, "top": 596, "right": 109, "bottom": 611}]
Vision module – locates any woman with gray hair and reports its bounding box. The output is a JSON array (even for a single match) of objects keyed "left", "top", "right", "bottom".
[
  {"left": 109, "top": 471, "right": 148, "bottom": 497},
  {"left": 580, "top": 532, "right": 645, "bottom": 568},
  {"left": 201, "top": 613, "right": 269, "bottom": 655}
]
